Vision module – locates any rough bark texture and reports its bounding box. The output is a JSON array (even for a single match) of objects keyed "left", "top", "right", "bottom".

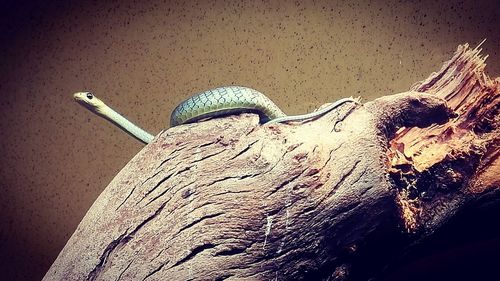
[{"left": 44, "top": 44, "right": 498, "bottom": 281}]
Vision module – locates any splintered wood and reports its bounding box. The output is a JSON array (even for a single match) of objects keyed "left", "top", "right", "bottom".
[{"left": 388, "top": 43, "right": 499, "bottom": 232}]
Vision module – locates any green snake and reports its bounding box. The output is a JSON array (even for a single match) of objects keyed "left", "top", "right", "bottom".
[{"left": 73, "top": 86, "right": 359, "bottom": 145}]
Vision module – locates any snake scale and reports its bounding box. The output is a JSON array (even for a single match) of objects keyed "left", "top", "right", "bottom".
[{"left": 74, "top": 86, "right": 359, "bottom": 145}]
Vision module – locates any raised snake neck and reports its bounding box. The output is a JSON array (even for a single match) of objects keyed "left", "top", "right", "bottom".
[
  {"left": 97, "top": 103, "right": 154, "bottom": 144},
  {"left": 75, "top": 86, "right": 359, "bottom": 145}
]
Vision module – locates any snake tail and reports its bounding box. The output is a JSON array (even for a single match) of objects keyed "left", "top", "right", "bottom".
[{"left": 266, "top": 97, "right": 360, "bottom": 124}]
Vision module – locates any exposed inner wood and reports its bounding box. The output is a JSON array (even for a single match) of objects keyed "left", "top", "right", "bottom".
[{"left": 388, "top": 42, "right": 499, "bottom": 233}]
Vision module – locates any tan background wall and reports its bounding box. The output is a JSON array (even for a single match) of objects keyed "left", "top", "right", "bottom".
[{"left": 0, "top": 0, "right": 498, "bottom": 280}]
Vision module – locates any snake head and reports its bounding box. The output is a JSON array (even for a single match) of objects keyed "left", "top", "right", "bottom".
[{"left": 73, "top": 92, "right": 107, "bottom": 115}]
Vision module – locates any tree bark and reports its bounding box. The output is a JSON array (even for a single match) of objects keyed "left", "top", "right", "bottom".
[{"left": 44, "top": 43, "right": 498, "bottom": 281}]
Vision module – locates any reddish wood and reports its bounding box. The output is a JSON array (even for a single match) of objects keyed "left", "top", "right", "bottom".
[{"left": 388, "top": 43, "right": 499, "bottom": 233}]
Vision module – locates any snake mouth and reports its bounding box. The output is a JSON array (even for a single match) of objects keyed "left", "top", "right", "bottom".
[
  {"left": 73, "top": 92, "right": 87, "bottom": 102},
  {"left": 73, "top": 92, "right": 102, "bottom": 113},
  {"left": 73, "top": 92, "right": 89, "bottom": 105}
]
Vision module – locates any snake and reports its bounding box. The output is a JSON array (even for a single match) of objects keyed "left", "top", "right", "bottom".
[{"left": 73, "top": 86, "right": 359, "bottom": 145}]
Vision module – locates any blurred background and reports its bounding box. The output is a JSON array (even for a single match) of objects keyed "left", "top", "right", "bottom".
[{"left": 0, "top": 0, "right": 498, "bottom": 280}]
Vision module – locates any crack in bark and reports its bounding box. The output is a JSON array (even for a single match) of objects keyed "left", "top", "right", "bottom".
[
  {"left": 214, "top": 246, "right": 247, "bottom": 256},
  {"left": 137, "top": 173, "right": 175, "bottom": 204},
  {"left": 333, "top": 200, "right": 363, "bottom": 219},
  {"left": 128, "top": 202, "right": 166, "bottom": 238},
  {"left": 245, "top": 126, "right": 258, "bottom": 136},
  {"left": 229, "top": 139, "right": 259, "bottom": 160},
  {"left": 184, "top": 201, "right": 217, "bottom": 216},
  {"left": 175, "top": 212, "right": 224, "bottom": 237},
  {"left": 210, "top": 189, "right": 253, "bottom": 198},
  {"left": 116, "top": 260, "right": 133, "bottom": 281},
  {"left": 253, "top": 141, "right": 265, "bottom": 161},
  {"left": 156, "top": 152, "right": 180, "bottom": 172},
  {"left": 267, "top": 169, "right": 307, "bottom": 197},
  {"left": 116, "top": 184, "right": 138, "bottom": 211},
  {"left": 165, "top": 203, "right": 222, "bottom": 243},
  {"left": 117, "top": 169, "right": 166, "bottom": 210},
  {"left": 191, "top": 149, "right": 226, "bottom": 164},
  {"left": 137, "top": 165, "right": 190, "bottom": 205},
  {"left": 352, "top": 168, "right": 371, "bottom": 197},
  {"left": 143, "top": 164, "right": 179, "bottom": 196},
  {"left": 150, "top": 249, "right": 166, "bottom": 262},
  {"left": 142, "top": 260, "right": 169, "bottom": 281},
  {"left": 197, "top": 139, "right": 218, "bottom": 148},
  {"left": 155, "top": 143, "right": 189, "bottom": 171},
  {"left": 87, "top": 202, "right": 167, "bottom": 280},
  {"left": 319, "top": 143, "right": 344, "bottom": 172},
  {"left": 328, "top": 159, "right": 362, "bottom": 197},
  {"left": 170, "top": 243, "right": 216, "bottom": 268},
  {"left": 142, "top": 169, "right": 164, "bottom": 186},
  {"left": 204, "top": 173, "right": 260, "bottom": 187},
  {"left": 214, "top": 274, "right": 235, "bottom": 281},
  {"left": 145, "top": 180, "right": 196, "bottom": 207},
  {"left": 86, "top": 230, "right": 129, "bottom": 281},
  {"left": 248, "top": 142, "right": 296, "bottom": 180},
  {"left": 310, "top": 159, "right": 363, "bottom": 213}
]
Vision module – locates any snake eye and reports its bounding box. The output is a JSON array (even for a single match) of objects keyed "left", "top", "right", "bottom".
[{"left": 86, "top": 93, "right": 94, "bottom": 100}]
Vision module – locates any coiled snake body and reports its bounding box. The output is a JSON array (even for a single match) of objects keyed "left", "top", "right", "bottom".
[{"left": 74, "top": 86, "right": 359, "bottom": 145}]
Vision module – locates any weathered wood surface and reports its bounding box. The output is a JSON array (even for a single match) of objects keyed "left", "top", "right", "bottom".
[{"left": 44, "top": 44, "right": 498, "bottom": 281}]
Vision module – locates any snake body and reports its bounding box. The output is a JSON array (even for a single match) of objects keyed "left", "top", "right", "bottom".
[
  {"left": 170, "top": 86, "right": 286, "bottom": 126},
  {"left": 74, "top": 86, "right": 359, "bottom": 145}
]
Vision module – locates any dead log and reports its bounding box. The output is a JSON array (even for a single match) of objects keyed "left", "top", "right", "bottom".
[{"left": 44, "top": 43, "right": 498, "bottom": 281}]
